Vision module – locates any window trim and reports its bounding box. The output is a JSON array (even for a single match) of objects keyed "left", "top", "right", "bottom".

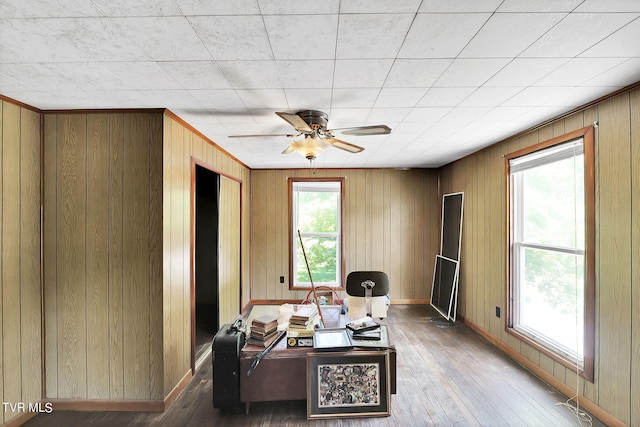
[
  {"left": 504, "top": 126, "right": 595, "bottom": 382},
  {"left": 288, "top": 177, "right": 346, "bottom": 290}
]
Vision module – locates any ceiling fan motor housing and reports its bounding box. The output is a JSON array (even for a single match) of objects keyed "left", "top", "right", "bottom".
[{"left": 296, "top": 110, "right": 328, "bottom": 131}]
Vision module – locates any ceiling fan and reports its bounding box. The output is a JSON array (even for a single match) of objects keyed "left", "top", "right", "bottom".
[{"left": 228, "top": 110, "right": 391, "bottom": 161}]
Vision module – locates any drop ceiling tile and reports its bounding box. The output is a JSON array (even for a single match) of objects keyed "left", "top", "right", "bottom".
[
  {"left": 7, "top": 0, "right": 104, "bottom": 17},
  {"left": 340, "top": 0, "right": 422, "bottom": 13},
  {"left": 264, "top": 15, "right": 338, "bottom": 60},
  {"left": 583, "top": 58, "right": 640, "bottom": 87},
  {"left": 434, "top": 58, "right": 511, "bottom": 87},
  {"left": 0, "top": 18, "right": 89, "bottom": 62},
  {"left": 186, "top": 91, "right": 246, "bottom": 110},
  {"left": 216, "top": 61, "right": 281, "bottom": 89},
  {"left": 140, "top": 89, "right": 204, "bottom": 109},
  {"left": 534, "top": 57, "right": 627, "bottom": 86},
  {"left": 337, "top": 14, "right": 414, "bottom": 59},
  {"left": 188, "top": 16, "right": 273, "bottom": 60},
  {"left": 0, "top": 2, "right": 26, "bottom": 17},
  {"left": 440, "top": 107, "right": 492, "bottom": 122},
  {"left": 497, "top": 0, "right": 583, "bottom": 12},
  {"left": 575, "top": 0, "right": 640, "bottom": 12},
  {"left": 374, "top": 88, "right": 428, "bottom": 108},
  {"left": 258, "top": 0, "right": 339, "bottom": 15},
  {"left": 326, "top": 108, "right": 371, "bottom": 125},
  {"left": 459, "top": 87, "right": 524, "bottom": 107},
  {"left": 236, "top": 89, "right": 289, "bottom": 109},
  {"left": 0, "top": 62, "right": 76, "bottom": 91},
  {"left": 113, "top": 17, "right": 210, "bottom": 61},
  {"left": 277, "top": 60, "right": 334, "bottom": 88},
  {"left": 416, "top": 87, "right": 476, "bottom": 107},
  {"left": 101, "top": 62, "right": 182, "bottom": 90},
  {"left": 284, "top": 89, "right": 333, "bottom": 111},
  {"left": 480, "top": 106, "right": 532, "bottom": 122},
  {"left": 547, "top": 86, "right": 623, "bottom": 107},
  {"left": 484, "top": 58, "right": 570, "bottom": 86},
  {"left": 47, "top": 62, "right": 130, "bottom": 91},
  {"left": 384, "top": 59, "right": 452, "bottom": 87},
  {"left": 366, "top": 107, "right": 412, "bottom": 123},
  {"left": 38, "top": 18, "right": 154, "bottom": 62},
  {"left": 0, "top": 44, "right": 29, "bottom": 63},
  {"left": 176, "top": 0, "right": 261, "bottom": 15},
  {"left": 91, "top": 0, "right": 181, "bottom": 16},
  {"left": 580, "top": 17, "right": 640, "bottom": 57},
  {"left": 334, "top": 59, "right": 394, "bottom": 88},
  {"left": 159, "top": 62, "right": 232, "bottom": 90},
  {"left": 418, "top": 0, "right": 501, "bottom": 13},
  {"left": 403, "top": 107, "right": 452, "bottom": 122},
  {"left": 331, "top": 88, "right": 380, "bottom": 108},
  {"left": 522, "top": 13, "right": 639, "bottom": 57},
  {"left": 501, "top": 86, "right": 572, "bottom": 107},
  {"left": 399, "top": 13, "right": 491, "bottom": 58},
  {"left": 460, "top": 13, "right": 566, "bottom": 58}
]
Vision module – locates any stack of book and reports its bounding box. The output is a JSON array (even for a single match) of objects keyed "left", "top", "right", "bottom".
[
  {"left": 286, "top": 305, "right": 320, "bottom": 347},
  {"left": 247, "top": 314, "right": 279, "bottom": 347},
  {"left": 346, "top": 316, "right": 381, "bottom": 341}
]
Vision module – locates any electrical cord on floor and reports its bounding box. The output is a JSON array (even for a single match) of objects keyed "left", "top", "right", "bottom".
[{"left": 555, "top": 395, "right": 593, "bottom": 427}]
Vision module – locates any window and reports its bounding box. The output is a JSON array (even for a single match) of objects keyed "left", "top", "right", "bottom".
[
  {"left": 289, "top": 178, "right": 345, "bottom": 289},
  {"left": 506, "top": 127, "right": 595, "bottom": 381}
]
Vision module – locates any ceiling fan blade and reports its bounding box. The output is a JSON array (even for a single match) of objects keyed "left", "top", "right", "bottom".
[
  {"left": 228, "top": 133, "right": 297, "bottom": 138},
  {"left": 281, "top": 145, "right": 296, "bottom": 154},
  {"left": 276, "top": 112, "right": 313, "bottom": 132},
  {"left": 329, "top": 125, "right": 391, "bottom": 136},
  {"left": 327, "top": 138, "right": 364, "bottom": 153}
]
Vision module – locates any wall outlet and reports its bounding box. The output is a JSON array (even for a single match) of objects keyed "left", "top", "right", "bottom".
[
  {"left": 495, "top": 306, "right": 501, "bottom": 318},
  {"left": 279, "top": 276, "right": 285, "bottom": 284}
]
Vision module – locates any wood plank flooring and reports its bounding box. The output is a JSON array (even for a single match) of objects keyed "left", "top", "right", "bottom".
[{"left": 24, "top": 305, "right": 605, "bottom": 426}]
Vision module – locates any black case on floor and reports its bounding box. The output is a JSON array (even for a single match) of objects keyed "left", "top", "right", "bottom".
[{"left": 212, "top": 318, "right": 246, "bottom": 408}]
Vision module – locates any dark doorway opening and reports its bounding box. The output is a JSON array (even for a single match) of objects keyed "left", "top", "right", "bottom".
[{"left": 194, "top": 165, "right": 220, "bottom": 364}]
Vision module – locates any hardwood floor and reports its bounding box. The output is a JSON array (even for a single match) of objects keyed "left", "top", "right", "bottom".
[{"left": 24, "top": 305, "right": 605, "bottom": 426}]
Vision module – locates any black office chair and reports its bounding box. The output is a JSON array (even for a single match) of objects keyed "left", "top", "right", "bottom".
[{"left": 345, "top": 271, "right": 390, "bottom": 319}]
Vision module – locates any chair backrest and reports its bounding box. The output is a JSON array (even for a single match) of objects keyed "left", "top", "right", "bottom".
[{"left": 345, "top": 271, "right": 389, "bottom": 297}]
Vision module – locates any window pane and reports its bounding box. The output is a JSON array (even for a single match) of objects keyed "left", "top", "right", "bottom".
[
  {"left": 521, "top": 155, "right": 584, "bottom": 249},
  {"left": 297, "top": 191, "right": 338, "bottom": 233},
  {"left": 517, "top": 247, "right": 584, "bottom": 357},
  {"left": 296, "top": 236, "right": 337, "bottom": 284}
]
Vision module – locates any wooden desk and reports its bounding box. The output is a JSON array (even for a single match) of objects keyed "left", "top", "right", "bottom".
[{"left": 238, "top": 305, "right": 396, "bottom": 408}]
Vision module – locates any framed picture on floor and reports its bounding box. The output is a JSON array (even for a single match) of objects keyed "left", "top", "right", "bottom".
[{"left": 307, "top": 351, "right": 390, "bottom": 419}]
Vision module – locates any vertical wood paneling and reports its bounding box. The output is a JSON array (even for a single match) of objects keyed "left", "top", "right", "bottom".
[
  {"left": 219, "top": 177, "right": 241, "bottom": 324},
  {"left": 86, "top": 114, "right": 110, "bottom": 398},
  {"left": 108, "top": 113, "right": 124, "bottom": 399},
  {"left": 597, "top": 97, "right": 632, "bottom": 423},
  {"left": 161, "top": 117, "right": 173, "bottom": 396},
  {"left": 181, "top": 127, "right": 190, "bottom": 375},
  {"left": 631, "top": 89, "right": 640, "bottom": 427},
  {"left": 43, "top": 115, "right": 58, "bottom": 398},
  {"left": 439, "top": 89, "right": 639, "bottom": 424},
  {"left": 123, "top": 114, "right": 151, "bottom": 399},
  {"left": 0, "top": 100, "right": 42, "bottom": 424},
  {"left": 250, "top": 169, "right": 440, "bottom": 302},
  {"left": 2, "top": 102, "right": 22, "bottom": 421},
  {"left": 148, "top": 114, "right": 163, "bottom": 400},
  {"left": 58, "top": 114, "right": 87, "bottom": 398}
]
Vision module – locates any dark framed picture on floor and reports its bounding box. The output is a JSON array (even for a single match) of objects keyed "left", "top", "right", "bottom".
[{"left": 307, "top": 351, "right": 390, "bottom": 419}]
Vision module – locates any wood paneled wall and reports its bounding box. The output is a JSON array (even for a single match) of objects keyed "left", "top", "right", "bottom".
[
  {"left": 43, "top": 112, "right": 164, "bottom": 400},
  {"left": 0, "top": 100, "right": 42, "bottom": 424},
  {"left": 439, "top": 88, "right": 640, "bottom": 426},
  {"left": 162, "top": 114, "right": 249, "bottom": 396},
  {"left": 250, "top": 168, "right": 440, "bottom": 302}
]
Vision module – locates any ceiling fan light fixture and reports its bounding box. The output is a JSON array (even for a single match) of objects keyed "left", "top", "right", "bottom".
[{"left": 290, "top": 137, "right": 330, "bottom": 160}]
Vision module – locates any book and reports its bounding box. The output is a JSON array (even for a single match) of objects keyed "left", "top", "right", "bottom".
[
  {"left": 246, "top": 329, "right": 280, "bottom": 347},
  {"left": 251, "top": 314, "right": 278, "bottom": 332},
  {"left": 289, "top": 305, "right": 317, "bottom": 323},
  {"left": 346, "top": 316, "right": 380, "bottom": 332}
]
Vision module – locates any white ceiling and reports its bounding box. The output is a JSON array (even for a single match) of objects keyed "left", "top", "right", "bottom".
[{"left": 1, "top": 0, "right": 639, "bottom": 169}]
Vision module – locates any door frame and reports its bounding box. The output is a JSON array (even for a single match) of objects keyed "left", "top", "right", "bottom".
[{"left": 190, "top": 157, "right": 243, "bottom": 372}]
